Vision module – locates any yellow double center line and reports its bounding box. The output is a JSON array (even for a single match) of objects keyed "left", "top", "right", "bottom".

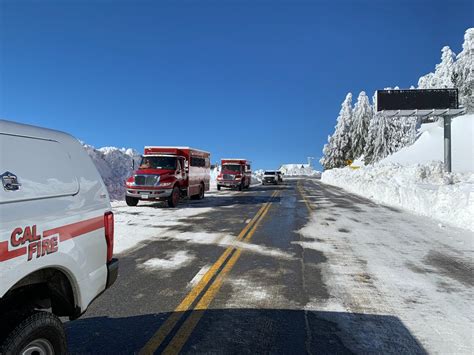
[
  {"left": 297, "top": 180, "right": 314, "bottom": 212},
  {"left": 140, "top": 190, "right": 279, "bottom": 354}
]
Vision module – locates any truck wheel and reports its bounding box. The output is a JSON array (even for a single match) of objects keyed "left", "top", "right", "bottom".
[
  {"left": 168, "top": 186, "right": 180, "bottom": 208},
  {"left": 191, "top": 183, "right": 205, "bottom": 200},
  {"left": 0, "top": 311, "right": 67, "bottom": 355},
  {"left": 217, "top": 185, "right": 221, "bottom": 191},
  {"left": 238, "top": 182, "right": 243, "bottom": 191},
  {"left": 126, "top": 195, "right": 139, "bottom": 206},
  {"left": 197, "top": 183, "right": 205, "bottom": 200}
]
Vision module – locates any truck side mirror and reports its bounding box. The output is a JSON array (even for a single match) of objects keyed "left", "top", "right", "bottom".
[{"left": 132, "top": 159, "right": 135, "bottom": 170}]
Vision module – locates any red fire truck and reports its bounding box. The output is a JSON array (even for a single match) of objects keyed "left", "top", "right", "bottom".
[
  {"left": 125, "top": 146, "right": 210, "bottom": 207},
  {"left": 216, "top": 159, "right": 251, "bottom": 191}
]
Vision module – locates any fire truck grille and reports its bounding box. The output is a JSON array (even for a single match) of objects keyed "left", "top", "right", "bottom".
[
  {"left": 223, "top": 174, "right": 235, "bottom": 180},
  {"left": 134, "top": 175, "right": 160, "bottom": 186}
]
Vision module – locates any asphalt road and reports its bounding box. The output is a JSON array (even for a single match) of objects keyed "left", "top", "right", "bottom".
[{"left": 66, "top": 178, "right": 473, "bottom": 354}]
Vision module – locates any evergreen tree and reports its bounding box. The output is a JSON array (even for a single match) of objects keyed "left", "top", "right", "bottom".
[
  {"left": 372, "top": 113, "right": 394, "bottom": 161},
  {"left": 363, "top": 91, "right": 378, "bottom": 164},
  {"left": 418, "top": 46, "right": 456, "bottom": 89},
  {"left": 453, "top": 28, "right": 474, "bottom": 112},
  {"left": 320, "top": 93, "right": 353, "bottom": 169},
  {"left": 350, "top": 91, "right": 373, "bottom": 159}
]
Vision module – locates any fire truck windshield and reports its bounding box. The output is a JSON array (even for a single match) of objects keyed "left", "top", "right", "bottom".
[
  {"left": 139, "top": 156, "right": 177, "bottom": 170},
  {"left": 222, "top": 164, "right": 241, "bottom": 173}
]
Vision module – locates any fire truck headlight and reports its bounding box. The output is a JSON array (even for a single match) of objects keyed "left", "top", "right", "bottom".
[
  {"left": 160, "top": 182, "right": 172, "bottom": 187},
  {"left": 126, "top": 177, "right": 135, "bottom": 187}
]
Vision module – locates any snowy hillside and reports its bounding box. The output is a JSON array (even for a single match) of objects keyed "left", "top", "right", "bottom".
[
  {"left": 322, "top": 114, "right": 474, "bottom": 231},
  {"left": 279, "top": 164, "right": 321, "bottom": 177},
  {"left": 82, "top": 144, "right": 141, "bottom": 200},
  {"left": 382, "top": 114, "right": 474, "bottom": 172}
]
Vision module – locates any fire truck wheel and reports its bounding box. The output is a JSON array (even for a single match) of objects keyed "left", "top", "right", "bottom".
[
  {"left": 198, "top": 183, "right": 205, "bottom": 199},
  {"left": 191, "top": 183, "right": 205, "bottom": 200},
  {"left": 0, "top": 311, "right": 67, "bottom": 355},
  {"left": 238, "top": 182, "right": 243, "bottom": 191},
  {"left": 217, "top": 185, "right": 221, "bottom": 191},
  {"left": 168, "top": 186, "right": 180, "bottom": 208},
  {"left": 125, "top": 195, "right": 139, "bottom": 206}
]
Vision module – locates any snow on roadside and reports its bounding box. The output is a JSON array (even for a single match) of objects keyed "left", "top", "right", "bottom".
[
  {"left": 82, "top": 144, "right": 141, "bottom": 200},
  {"left": 297, "top": 189, "right": 474, "bottom": 354},
  {"left": 112, "top": 201, "right": 215, "bottom": 254},
  {"left": 111, "top": 199, "right": 294, "bottom": 260},
  {"left": 321, "top": 114, "right": 474, "bottom": 231},
  {"left": 138, "top": 251, "right": 195, "bottom": 271},
  {"left": 279, "top": 164, "right": 321, "bottom": 177},
  {"left": 382, "top": 114, "right": 474, "bottom": 172},
  {"left": 322, "top": 161, "right": 474, "bottom": 231}
]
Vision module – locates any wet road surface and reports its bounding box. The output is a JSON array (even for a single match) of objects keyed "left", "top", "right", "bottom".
[{"left": 66, "top": 178, "right": 473, "bottom": 354}]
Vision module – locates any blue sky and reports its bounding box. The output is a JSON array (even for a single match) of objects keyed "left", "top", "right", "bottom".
[{"left": 1, "top": 0, "right": 472, "bottom": 170}]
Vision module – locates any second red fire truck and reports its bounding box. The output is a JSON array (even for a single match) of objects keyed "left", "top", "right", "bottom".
[
  {"left": 125, "top": 146, "right": 210, "bottom": 207},
  {"left": 216, "top": 159, "right": 252, "bottom": 191}
]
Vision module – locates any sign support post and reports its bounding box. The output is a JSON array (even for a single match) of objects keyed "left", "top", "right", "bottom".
[
  {"left": 444, "top": 115, "right": 452, "bottom": 173},
  {"left": 376, "top": 89, "right": 464, "bottom": 174}
]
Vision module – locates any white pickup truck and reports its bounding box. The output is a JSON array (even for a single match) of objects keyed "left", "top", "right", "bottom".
[{"left": 0, "top": 120, "right": 118, "bottom": 354}]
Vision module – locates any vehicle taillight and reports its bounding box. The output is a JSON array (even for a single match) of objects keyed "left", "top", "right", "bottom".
[{"left": 104, "top": 211, "right": 114, "bottom": 262}]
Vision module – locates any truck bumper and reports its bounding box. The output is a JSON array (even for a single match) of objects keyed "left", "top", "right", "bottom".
[
  {"left": 126, "top": 188, "right": 173, "bottom": 199},
  {"left": 106, "top": 258, "right": 119, "bottom": 289},
  {"left": 217, "top": 181, "right": 241, "bottom": 188}
]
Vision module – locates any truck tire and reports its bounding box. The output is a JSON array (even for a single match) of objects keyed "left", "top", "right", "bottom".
[
  {"left": 168, "top": 186, "right": 180, "bottom": 208},
  {"left": 217, "top": 185, "right": 221, "bottom": 191},
  {"left": 0, "top": 311, "right": 67, "bottom": 355},
  {"left": 197, "top": 183, "right": 205, "bottom": 200},
  {"left": 126, "top": 195, "right": 139, "bottom": 206},
  {"left": 191, "top": 183, "right": 205, "bottom": 200},
  {"left": 238, "top": 182, "right": 243, "bottom": 191}
]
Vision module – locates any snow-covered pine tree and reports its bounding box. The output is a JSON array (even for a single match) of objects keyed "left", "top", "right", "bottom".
[
  {"left": 388, "top": 116, "right": 418, "bottom": 154},
  {"left": 350, "top": 91, "right": 373, "bottom": 159},
  {"left": 320, "top": 93, "right": 354, "bottom": 169},
  {"left": 363, "top": 91, "right": 378, "bottom": 164},
  {"left": 372, "top": 112, "right": 394, "bottom": 161},
  {"left": 418, "top": 46, "right": 456, "bottom": 89},
  {"left": 320, "top": 135, "right": 334, "bottom": 169},
  {"left": 452, "top": 28, "right": 474, "bottom": 112}
]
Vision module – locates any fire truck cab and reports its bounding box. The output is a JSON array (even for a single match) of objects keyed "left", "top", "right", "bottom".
[
  {"left": 125, "top": 146, "right": 210, "bottom": 207},
  {"left": 217, "top": 159, "right": 251, "bottom": 191}
]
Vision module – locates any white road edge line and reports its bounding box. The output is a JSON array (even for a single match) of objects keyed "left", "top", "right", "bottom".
[{"left": 187, "top": 264, "right": 212, "bottom": 289}]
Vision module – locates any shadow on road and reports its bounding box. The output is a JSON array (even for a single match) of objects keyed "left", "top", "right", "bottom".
[
  {"left": 66, "top": 309, "right": 426, "bottom": 354},
  {"left": 136, "top": 195, "right": 282, "bottom": 209}
]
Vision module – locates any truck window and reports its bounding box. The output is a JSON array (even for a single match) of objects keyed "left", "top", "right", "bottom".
[
  {"left": 0, "top": 134, "right": 79, "bottom": 203},
  {"left": 222, "top": 164, "right": 241, "bottom": 173},
  {"left": 139, "top": 156, "right": 176, "bottom": 170},
  {"left": 191, "top": 157, "right": 205, "bottom": 167}
]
